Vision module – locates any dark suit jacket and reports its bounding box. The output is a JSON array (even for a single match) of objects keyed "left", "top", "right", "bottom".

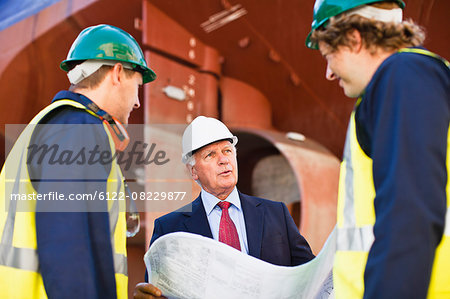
[{"left": 150, "top": 191, "right": 314, "bottom": 266}]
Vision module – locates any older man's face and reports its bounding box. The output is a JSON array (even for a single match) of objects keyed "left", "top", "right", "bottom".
[{"left": 190, "top": 140, "right": 238, "bottom": 200}]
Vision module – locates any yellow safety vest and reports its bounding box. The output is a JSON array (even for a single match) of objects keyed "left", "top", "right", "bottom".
[
  {"left": 334, "top": 49, "right": 450, "bottom": 299},
  {"left": 0, "top": 100, "right": 128, "bottom": 298}
]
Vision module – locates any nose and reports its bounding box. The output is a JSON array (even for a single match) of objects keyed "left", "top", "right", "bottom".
[
  {"left": 218, "top": 153, "right": 229, "bottom": 165},
  {"left": 326, "top": 64, "right": 336, "bottom": 81}
]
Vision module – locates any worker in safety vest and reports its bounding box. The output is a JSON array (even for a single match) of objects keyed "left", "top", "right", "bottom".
[
  {"left": 0, "top": 24, "right": 156, "bottom": 298},
  {"left": 306, "top": 1, "right": 449, "bottom": 298}
]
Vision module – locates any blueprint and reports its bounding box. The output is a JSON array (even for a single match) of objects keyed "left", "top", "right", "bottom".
[{"left": 144, "top": 228, "right": 336, "bottom": 299}]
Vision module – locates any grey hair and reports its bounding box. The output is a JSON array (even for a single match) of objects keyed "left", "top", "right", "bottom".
[{"left": 185, "top": 154, "right": 196, "bottom": 167}]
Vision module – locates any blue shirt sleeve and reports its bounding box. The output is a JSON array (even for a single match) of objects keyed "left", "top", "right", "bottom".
[
  {"left": 33, "top": 104, "right": 118, "bottom": 298},
  {"left": 358, "top": 51, "right": 449, "bottom": 298}
]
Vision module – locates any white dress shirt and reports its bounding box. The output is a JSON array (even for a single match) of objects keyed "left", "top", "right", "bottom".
[{"left": 201, "top": 187, "right": 249, "bottom": 254}]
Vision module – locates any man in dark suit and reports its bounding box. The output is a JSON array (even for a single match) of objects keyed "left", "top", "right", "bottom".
[{"left": 134, "top": 116, "right": 314, "bottom": 299}]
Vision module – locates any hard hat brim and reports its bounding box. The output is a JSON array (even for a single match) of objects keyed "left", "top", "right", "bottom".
[
  {"left": 191, "top": 137, "right": 238, "bottom": 155},
  {"left": 182, "top": 136, "right": 238, "bottom": 164},
  {"left": 305, "top": 31, "right": 319, "bottom": 50},
  {"left": 60, "top": 58, "right": 156, "bottom": 84},
  {"left": 141, "top": 66, "right": 157, "bottom": 84}
]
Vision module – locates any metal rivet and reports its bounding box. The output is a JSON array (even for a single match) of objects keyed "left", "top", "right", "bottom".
[
  {"left": 189, "top": 50, "right": 196, "bottom": 60},
  {"left": 187, "top": 101, "right": 194, "bottom": 111},
  {"left": 238, "top": 36, "right": 250, "bottom": 48},
  {"left": 188, "top": 75, "right": 196, "bottom": 85},
  {"left": 189, "top": 37, "right": 197, "bottom": 47}
]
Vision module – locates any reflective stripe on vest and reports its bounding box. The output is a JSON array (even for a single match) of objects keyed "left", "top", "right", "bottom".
[
  {"left": 398, "top": 48, "right": 450, "bottom": 68},
  {"left": 334, "top": 49, "right": 450, "bottom": 299},
  {"left": 0, "top": 244, "right": 38, "bottom": 271},
  {"left": 0, "top": 99, "right": 128, "bottom": 298},
  {"left": 336, "top": 226, "right": 374, "bottom": 252}
]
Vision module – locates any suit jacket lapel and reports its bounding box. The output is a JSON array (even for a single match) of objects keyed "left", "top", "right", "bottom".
[
  {"left": 240, "top": 192, "right": 264, "bottom": 259},
  {"left": 183, "top": 195, "right": 213, "bottom": 238}
]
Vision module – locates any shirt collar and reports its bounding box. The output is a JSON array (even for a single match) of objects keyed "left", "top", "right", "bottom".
[
  {"left": 52, "top": 90, "right": 108, "bottom": 118},
  {"left": 201, "top": 187, "right": 241, "bottom": 216}
]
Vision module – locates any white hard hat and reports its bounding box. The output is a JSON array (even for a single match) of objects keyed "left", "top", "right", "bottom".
[{"left": 181, "top": 116, "right": 238, "bottom": 164}]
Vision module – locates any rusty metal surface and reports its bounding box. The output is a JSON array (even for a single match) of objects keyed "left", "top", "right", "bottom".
[
  {"left": 220, "top": 76, "right": 272, "bottom": 130},
  {"left": 0, "top": 0, "right": 145, "bottom": 129},
  {"left": 1, "top": 0, "right": 448, "bottom": 154},
  {"left": 0, "top": 0, "right": 101, "bottom": 128},
  {"left": 143, "top": 0, "right": 205, "bottom": 68},
  {"left": 144, "top": 51, "right": 219, "bottom": 124},
  {"left": 148, "top": 0, "right": 450, "bottom": 157},
  {"left": 232, "top": 126, "right": 339, "bottom": 253}
]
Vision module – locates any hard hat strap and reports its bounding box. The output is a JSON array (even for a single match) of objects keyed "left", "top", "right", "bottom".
[
  {"left": 67, "top": 59, "right": 134, "bottom": 84},
  {"left": 347, "top": 6, "right": 402, "bottom": 23}
]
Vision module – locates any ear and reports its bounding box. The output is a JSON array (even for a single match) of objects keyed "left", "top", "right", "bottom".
[
  {"left": 347, "top": 29, "right": 363, "bottom": 53},
  {"left": 187, "top": 164, "right": 199, "bottom": 180},
  {"left": 110, "top": 63, "right": 123, "bottom": 85}
]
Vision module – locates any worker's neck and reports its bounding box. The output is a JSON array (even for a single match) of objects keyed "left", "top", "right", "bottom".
[
  {"left": 359, "top": 47, "right": 397, "bottom": 91},
  {"left": 71, "top": 84, "right": 110, "bottom": 115}
]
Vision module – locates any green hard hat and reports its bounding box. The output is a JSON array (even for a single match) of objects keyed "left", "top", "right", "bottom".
[
  {"left": 305, "top": 0, "right": 405, "bottom": 49},
  {"left": 60, "top": 24, "right": 156, "bottom": 83}
]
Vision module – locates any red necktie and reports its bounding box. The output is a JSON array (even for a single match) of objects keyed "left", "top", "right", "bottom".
[{"left": 217, "top": 201, "right": 241, "bottom": 251}]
